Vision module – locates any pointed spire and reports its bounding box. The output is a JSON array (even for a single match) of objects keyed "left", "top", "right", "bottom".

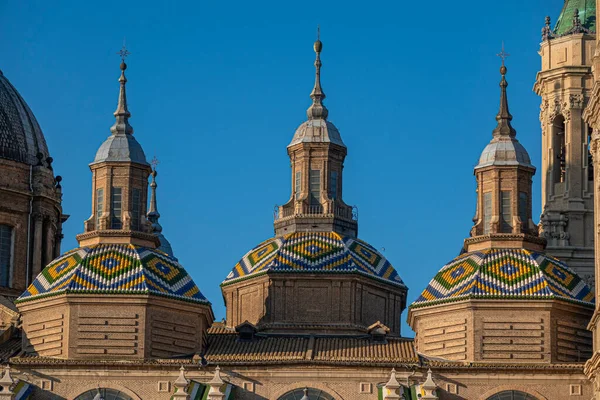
[
  {"left": 147, "top": 157, "right": 162, "bottom": 234},
  {"left": 307, "top": 26, "right": 329, "bottom": 120},
  {"left": 110, "top": 45, "right": 134, "bottom": 136},
  {"left": 492, "top": 44, "right": 516, "bottom": 138}
]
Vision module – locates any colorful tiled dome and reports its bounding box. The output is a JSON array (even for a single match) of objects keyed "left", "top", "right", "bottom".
[
  {"left": 412, "top": 249, "right": 594, "bottom": 308},
  {"left": 16, "top": 244, "right": 209, "bottom": 304},
  {"left": 223, "top": 232, "right": 405, "bottom": 287}
]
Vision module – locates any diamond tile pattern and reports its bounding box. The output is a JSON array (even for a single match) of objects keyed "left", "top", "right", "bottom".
[
  {"left": 413, "top": 248, "right": 594, "bottom": 307},
  {"left": 16, "top": 244, "right": 208, "bottom": 304},
  {"left": 223, "top": 232, "right": 405, "bottom": 286}
]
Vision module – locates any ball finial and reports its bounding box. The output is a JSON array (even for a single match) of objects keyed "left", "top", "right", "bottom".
[
  {"left": 314, "top": 39, "right": 322, "bottom": 53},
  {"left": 500, "top": 65, "right": 507, "bottom": 75},
  {"left": 120, "top": 61, "right": 127, "bottom": 71}
]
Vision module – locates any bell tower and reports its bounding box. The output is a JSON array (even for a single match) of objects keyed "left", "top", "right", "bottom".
[
  {"left": 534, "top": 2, "right": 596, "bottom": 282},
  {"left": 534, "top": 2, "right": 596, "bottom": 281}
]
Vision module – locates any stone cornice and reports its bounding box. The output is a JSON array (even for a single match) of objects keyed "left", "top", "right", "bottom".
[
  {"left": 463, "top": 233, "right": 546, "bottom": 252},
  {"left": 75, "top": 229, "right": 159, "bottom": 248}
]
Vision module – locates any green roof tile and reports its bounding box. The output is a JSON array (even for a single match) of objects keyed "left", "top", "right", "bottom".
[{"left": 554, "top": 0, "right": 596, "bottom": 36}]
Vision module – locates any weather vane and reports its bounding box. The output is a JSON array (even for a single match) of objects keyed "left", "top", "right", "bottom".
[
  {"left": 497, "top": 41, "right": 510, "bottom": 66},
  {"left": 151, "top": 156, "right": 160, "bottom": 171},
  {"left": 117, "top": 40, "right": 130, "bottom": 62}
]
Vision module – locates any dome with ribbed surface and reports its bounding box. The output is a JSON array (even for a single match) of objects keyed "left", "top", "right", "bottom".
[
  {"left": 412, "top": 248, "right": 594, "bottom": 308},
  {"left": 92, "top": 133, "right": 148, "bottom": 165},
  {"left": 0, "top": 71, "right": 50, "bottom": 165},
  {"left": 16, "top": 244, "right": 209, "bottom": 304},
  {"left": 223, "top": 232, "right": 405, "bottom": 287},
  {"left": 289, "top": 119, "right": 345, "bottom": 147},
  {"left": 477, "top": 136, "right": 533, "bottom": 169}
]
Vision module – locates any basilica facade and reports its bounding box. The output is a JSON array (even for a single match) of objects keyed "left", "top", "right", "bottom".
[{"left": 0, "top": 1, "right": 599, "bottom": 400}]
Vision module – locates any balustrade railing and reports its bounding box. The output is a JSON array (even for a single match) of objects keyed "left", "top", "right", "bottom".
[{"left": 274, "top": 203, "right": 358, "bottom": 222}]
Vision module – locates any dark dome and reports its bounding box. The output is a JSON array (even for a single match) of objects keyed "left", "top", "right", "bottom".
[{"left": 0, "top": 70, "right": 50, "bottom": 165}]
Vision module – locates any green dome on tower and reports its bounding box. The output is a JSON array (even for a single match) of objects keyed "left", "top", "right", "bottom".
[{"left": 554, "top": 0, "right": 596, "bottom": 36}]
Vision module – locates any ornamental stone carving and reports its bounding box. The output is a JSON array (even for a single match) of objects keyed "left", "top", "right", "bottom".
[
  {"left": 549, "top": 97, "right": 571, "bottom": 122},
  {"left": 569, "top": 93, "right": 585, "bottom": 109},
  {"left": 540, "top": 99, "right": 549, "bottom": 135},
  {"left": 540, "top": 210, "right": 570, "bottom": 246},
  {"left": 590, "top": 129, "right": 600, "bottom": 161}
]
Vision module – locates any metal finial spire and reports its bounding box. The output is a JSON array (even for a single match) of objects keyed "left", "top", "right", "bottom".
[
  {"left": 146, "top": 157, "right": 176, "bottom": 258},
  {"left": 147, "top": 158, "right": 162, "bottom": 234},
  {"left": 110, "top": 44, "right": 133, "bottom": 136},
  {"left": 307, "top": 27, "right": 328, "bottom": 120},
  {"left": 492, "top": 44, "right": 516, "bottom": 138},
  {"left": 149, "top": 156, "right": 160, "bottom": 222}
]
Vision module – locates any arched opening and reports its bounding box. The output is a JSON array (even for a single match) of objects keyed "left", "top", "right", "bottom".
[
  {"left": 552, "top": 115, "right": 566, "bottom": 186},
  {"left": 486, "top": 390, "right": 539, "bottom": 400},
  {"left": 278, "top": 387, "right": 336, "bottom": 400},
  {"left": 75, "top": 388, "right": 134, "bottom": 400}
]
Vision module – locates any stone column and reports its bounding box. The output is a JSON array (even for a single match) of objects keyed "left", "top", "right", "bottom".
[
  {"left": 44, "top": 216, "right": 57, "bottom": 267},
  {"left": 54, "top": 227, "right": 63, "bottom": 259},
  {"left": 566, "top": 104, "right": 584, "bottom": 196},
  {"left": 31, "top": 213, "right": 44, "bottom": 278}
]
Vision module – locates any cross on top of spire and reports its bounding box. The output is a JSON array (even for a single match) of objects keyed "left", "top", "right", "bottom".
[
  {"left": 497, "top": 42, "right": 510, "bottom": 67},
  {"left": 117, "top": 42, "right": 130, "bottom": 63},
  {"left": 151, "top": 156, "right": 160, "bottom": 172}
]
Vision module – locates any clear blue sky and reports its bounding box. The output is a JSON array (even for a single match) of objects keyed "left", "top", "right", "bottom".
[{"left": 1, "top": 0, "right": 562, "bottom": 335}]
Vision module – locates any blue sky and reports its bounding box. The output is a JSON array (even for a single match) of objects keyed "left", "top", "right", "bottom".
[{"left": 1, "top": 0, "right": 562, "bottom": 335}]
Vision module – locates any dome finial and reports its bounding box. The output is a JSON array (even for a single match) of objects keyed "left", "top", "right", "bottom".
[
  {"left": 493, "top": 42, "right": 516, "bottom": 138},
  {"left": 110, "top": 43, "right": 133, "bottom": 136},
  {"left": 307, "top": 26, "right": 329, "bottom": 120}
]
